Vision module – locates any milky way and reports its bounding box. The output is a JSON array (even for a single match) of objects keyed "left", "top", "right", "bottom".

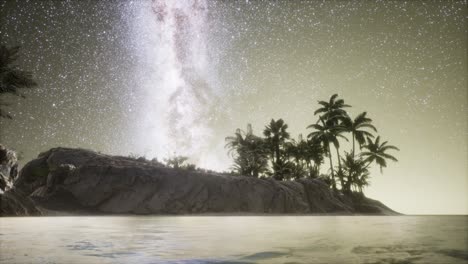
[
  {"left": 124, "top": 0, "right": 220, "bottom": 163},
  {"left": 0, "top": 0, "right": 466, "bottom": 214}
]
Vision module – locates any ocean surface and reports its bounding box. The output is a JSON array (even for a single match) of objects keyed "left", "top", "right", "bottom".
[{"left": 0, "top": 216, "right": 467, "bottom": 264}]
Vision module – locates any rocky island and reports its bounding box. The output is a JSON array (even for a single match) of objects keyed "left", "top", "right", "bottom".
[{"left": 1, "top": 146, "right": 398, "bottom": 216}]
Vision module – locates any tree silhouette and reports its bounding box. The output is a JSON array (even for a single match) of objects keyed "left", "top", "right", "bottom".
[
  {"left": 224, "top": 94, "right": 400, "bottom": 195},
  {"left": 284, "top": 134, "right": 305, "bottom": 166},
  {"left": 313, "top": 94, "right": 351, "bottom": 187},
  {"left": 226, "top": 124, "right": 269, "bottom": 177},
  {"left": 0, "top": 45, "right": 38, "bottom": 119},
  {"left": 305, "top": 140, "right": 324, "bottom": 178},
  {"left": 263, "top": 118, "right": 290, "bottom": 177},
  {"left": 225, "top": 128, "right": 248, "bottom": 158},
  {"left": 164, "top": 155, "right": 189, "bottom": 169},
  {"left": 361, "top": 136, "right": 399, "bottom": 173},
  {"left": 341, "top": 151, "right": 369, "bottom": 192},
  {"left": 341, "top": 112, "right": 377, "bottom": 157},
  {"left": 314, "top": 93, "right": 350, "bottom": 124},
  {"left": 283, "top": 135, "right": 312, "bottom": 179},
  {"left": 307, "top": 117, "right": 347, "bottom": 190}
]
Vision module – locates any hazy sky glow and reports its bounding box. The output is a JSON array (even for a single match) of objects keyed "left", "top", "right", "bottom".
[{"left": 0, "top": 0, "right": 466, "bottom": 214}]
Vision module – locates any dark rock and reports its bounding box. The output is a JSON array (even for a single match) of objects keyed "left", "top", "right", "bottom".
[
  {"left": 14, "top": 147, "right": 399, "bottom": 215},
  {"left": 46, "top": 164, "right": 76, "bottom": 190},
  {"left": 15, "top": 155, "right": 49, "bottom": 195},
  {"left": 1, "top": 189, "right": 41, "bottom": 216},
  {"left": 0, "top": 144, "right": 19, "bottom": 192},
  {"left": 0, "top": 145, "right": 42, "bottom": 216}
]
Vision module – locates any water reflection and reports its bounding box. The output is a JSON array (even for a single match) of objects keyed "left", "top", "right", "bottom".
[{"left": 0, "top": 216, "right": 467, "bottom": 264}]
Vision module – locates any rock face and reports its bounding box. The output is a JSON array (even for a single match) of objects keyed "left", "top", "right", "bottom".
[
  {"left": 1, "top": 188, "right": 42, "bottom": 216},
  {"left": 0, "top": 144, "right": 19, "bottom": 191},
  {"left": 10, "top": 147, "right": 398, "bottom": 215},
  {"left": 0, "top": 144, "right": 41, "bottom": 216}
]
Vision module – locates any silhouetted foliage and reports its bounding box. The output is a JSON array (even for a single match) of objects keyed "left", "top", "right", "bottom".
[
  {"left": 341, "top": 152, "right": 370, "bottom": 193},
  {"left": 184, "top": 163, "right": 197, "bottom": 171},
  {"left": 361, "top": 136, "right": 399, "bottom": 173},
  {"left": 225, "top": 93, "right": 399, "bottom": 194},
  {"left": 341, "top": 111, "right": 377, "bottom": 156},
  {"left": 307, "top": 117, "right": 347, "bottom": 190},
  {"left": 0, "top": 45, "right": 38, "bottom": 119},
  {"left": 263, "top": 118, "right": 290, "bottom": 178},
  {"left": 165, "top": 155, "right": 189, "bottom": 169},
  {"left": 225, "top": 124, "right": 270, "bottom": 177}
]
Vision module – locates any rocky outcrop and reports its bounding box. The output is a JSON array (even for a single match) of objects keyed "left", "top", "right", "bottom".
[
  {"left": 0, "top": 144, "right": 19, "bottom": 191},
  {"left": 1, "top": 188, "right": 42, "bottom": 216},
  {"left": 8, "top": 147, "right": 398, "bottom": 215},
  {"left": 0, "top": 144, "right": 42, "bottom": 216}
]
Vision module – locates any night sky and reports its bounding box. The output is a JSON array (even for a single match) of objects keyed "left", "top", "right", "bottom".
[{"left": 0, "top": 0, "right": 466, "bottom": 214}]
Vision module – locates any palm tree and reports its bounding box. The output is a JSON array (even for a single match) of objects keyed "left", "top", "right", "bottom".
[
  {"left": 0, "top": 45, "right": 38, "bottom": 119},
  {"left": 355, "top": 172, "right": 370, "bottom": 193},
  {"left": 225, "top": 128, "right": 248, "bottom": 157},
  {"left": 283, "top": 134, "right": 312, "bottom": 180},
  {"left": 304, "top": 138, "right": 324, "bottom": 177},
  {"left": 314, "top": 94, "right": 350, "bottom": 124},
  {"left": 226, "top": 126, "right": 250, "bottom": 175},
  {"left": 226, "top": 124, "right": 269, "bottom": 177},
  {"left": 341, "top": 151, "right": 369, "bottom": 192},
  {"left": 341, "top": 112, "right": 377, "bottom": 157},
  {"left": 269, "top": 159, "right": 297, "bottom": 181},
  {"left": 361, "top": 136, "right": 399, "bottom": 173},
  {"left": 284, "top": 134, "right": 305, "bottom": 165},
  {"left": 289, "top": 161, "right": 307, "bottom": 180},
  {"left": 313, "top": 94, "right": 351, "bottom": 188},
  {"left": 307, "top": 117, "right": 347, "bottom": 190},
  {"left": 263, "top": 119, "right": 290, "bottom": 172},
  {"left": 242, "top": 133, "right": 269, "bottom": 177}
]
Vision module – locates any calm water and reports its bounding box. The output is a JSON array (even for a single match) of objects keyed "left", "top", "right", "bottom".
[{"left": 0, "top": 216, "right": 467, "bottom": 264}]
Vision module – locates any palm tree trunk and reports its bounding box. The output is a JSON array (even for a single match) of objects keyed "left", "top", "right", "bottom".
[
  {"left": 344, "top": 172, "right": 352, "bottom": 192},
  {"left": 275, "top": 143, "right": 280, "bottom": 166},
  {"left": 336, "top": 147, "right": 342, "bottom": 171},
  {"left": 328, "top": 142, "right": 336, "bottom": 190},
  {"left": 352, "top": 132, "right": 355, "bottom": 157},
  {"left": 253, "top": 156, "right": 258, "bottom": 178},
  {"left": 335, "top": 147, "right": 344, "bottom": 189}
]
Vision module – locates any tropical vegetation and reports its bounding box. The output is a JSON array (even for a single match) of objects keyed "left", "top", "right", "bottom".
[
  {"left": 225, "top": 94, "right": 399, "bottom": 194},
  {"left": 0, "top": 45, "right": 38, "bottom": 119}
]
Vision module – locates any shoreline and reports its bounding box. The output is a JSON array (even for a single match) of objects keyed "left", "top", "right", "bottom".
[{"left": 4, "top": 210, "right": 407, "bottom": 217}]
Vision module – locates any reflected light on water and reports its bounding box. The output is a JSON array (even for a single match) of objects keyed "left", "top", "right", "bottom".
[{"left": 0, "top": 216, "right": 467, "bottom": 264}]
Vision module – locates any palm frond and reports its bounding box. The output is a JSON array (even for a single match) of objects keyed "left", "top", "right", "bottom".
[
  {"left": 313, "top": 108, "right": 327, "bottom": 115},
  {"left": 317, "top": 101, "right": 329, "bottom": 107},
  {"left": 356, "top": 123, "right": 377, "bottom": 132},
  {"left": 380, "top": 145, "right": 400, "bottom": 151},
  {"left": 335, "top": 134, "right": 348, "bottom": 141},
  {"left": 380, "top": 153, "right": 398, "bottom": 162}
]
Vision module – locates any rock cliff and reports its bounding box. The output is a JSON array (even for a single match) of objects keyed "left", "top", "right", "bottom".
[
  {"left": 3, "top": 147, "right": 399, "bottom": 215},
  {"left": 0, "top": 145, "right": 41, "bottom": 216}
]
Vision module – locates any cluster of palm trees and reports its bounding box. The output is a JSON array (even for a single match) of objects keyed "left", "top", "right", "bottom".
[{"left": 225, "top": 94, "right": 399, "bottom": 193}]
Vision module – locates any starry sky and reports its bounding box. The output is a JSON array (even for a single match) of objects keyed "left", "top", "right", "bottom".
[{"left": 0, "top": 0, "right": 466, "bottom": 214}]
